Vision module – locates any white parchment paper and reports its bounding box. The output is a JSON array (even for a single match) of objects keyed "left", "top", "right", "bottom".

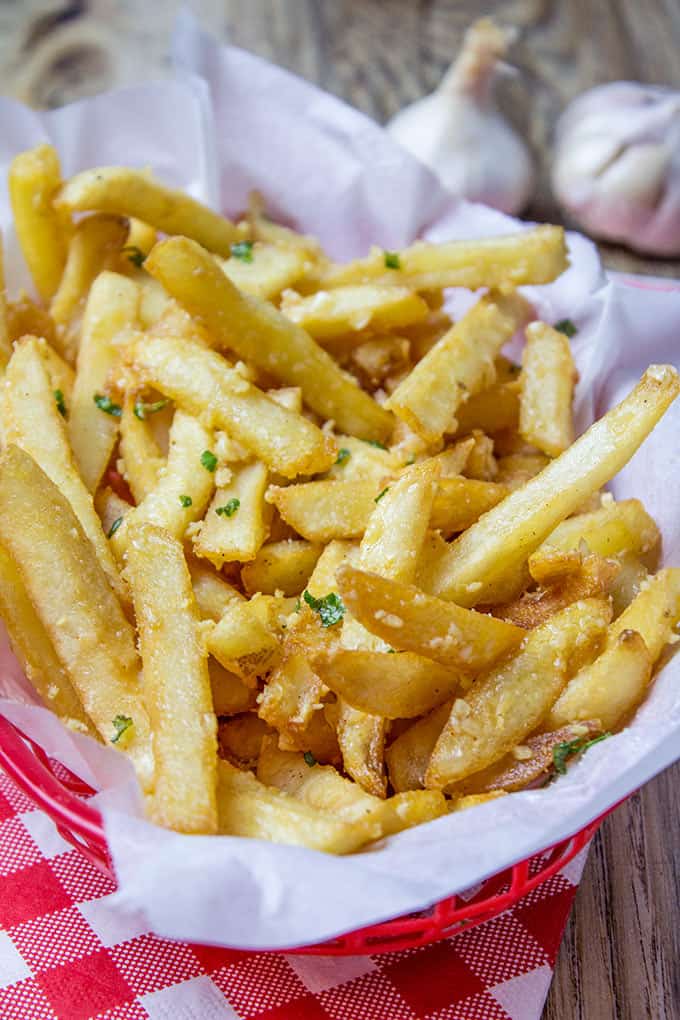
[{"left": 0, "top": 14, "right": 678, "bottom": 949}]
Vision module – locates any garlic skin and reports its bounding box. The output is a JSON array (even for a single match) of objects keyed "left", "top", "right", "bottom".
[
  {"left": 387, "top": 18, "right": 535, "bottom": 216},
  {"left": 552, "top": 82, "right": 680, "bottom": 256}
]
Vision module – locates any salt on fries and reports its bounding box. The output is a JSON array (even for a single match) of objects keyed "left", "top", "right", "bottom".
[{"left": 0, "top": 143, "right": 677, "bottom": 848}]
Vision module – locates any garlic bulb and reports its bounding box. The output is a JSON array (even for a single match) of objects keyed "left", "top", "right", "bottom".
[
  {"left": 552, "top": 83, "right": 680, "bottom": 256},
  {"left": 387, "top": 18, "right": 535, "bottom": 215}
]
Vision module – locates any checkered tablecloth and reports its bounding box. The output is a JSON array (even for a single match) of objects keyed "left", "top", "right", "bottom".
[{"left": 0, "top": 768, "right": 587, "bottom": 1020}]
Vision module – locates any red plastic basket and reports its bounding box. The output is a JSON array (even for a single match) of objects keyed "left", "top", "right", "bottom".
[{"left": 0, "top": 714, "right": 606, "bottom": 955}]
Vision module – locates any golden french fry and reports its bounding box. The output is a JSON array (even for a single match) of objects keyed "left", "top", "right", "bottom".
[
  {"left": 385, "top": 291, "right": 531, "bottom": 443},
  {"left": 218, "top": 713, "right": 273, "bottom": 768},
  {"left": 194, "top": 461, "right": 269, "bottom": 566},
  {"left": 119, "top": 392, "right": 166, "bottom": 503},
  {"left": 0, "top": 545, "right": 96, "bottom": 737},
  {"left": 68, "top": 272, "right": 140, "bottom": 491},
  {"left": 429, "top": 367, "right": 679, "bottom": 607},
  {"left": 34, "top": 335, "right": 75, "bottom": 406},
  {"left": 454, "top": 378, "right": 521, "bottom": 436},
  {"left": 604, "top": 566, "right": 680, "bottom": 661},
  {"left": 318, "top": 648, "right": 461, "bottom": 718},
  {"left": 188, "top": 558, "right": 244, "bottom": 621},
  {"left": 385, "top": 702, "right": 452, "bottom": 792},
  {"left": 495, "top": 452, "right": 550, "bottom": 489},
  {"left": 6, "top": 293, "right": 58, "bottom": 350},
  {"left": 125, "top": 523, "right": 217, "bottom": 833},
  {"left": 280, "top": 284, "right": 428, "bottom": 339},
  {"left": 306, "top": 539, "right": 360, "bottom": 596},
  {"left": 127, "top": 334, "right": 336, "bottom": 478},
  {"left": 528, "top": 548, "right": 584, "bottom": 585},
  {"left": 206, "top": 601, "right": 281, "bottom": 682},
  {"left": 322, "top": 225, "right": 569, "bottom": 290},
  {"left": 267, "top": 386, "right": 303, "bottom": 414},
  {"left": 122, "top": 218, "right": 157, "bottom": 259},
  {"left": 9, "top": 144, "right": 66, "bottom": 300},
  {"left": 325, "top": 436, "right": 401, "bottom": 485},
  {"left": 431, "top": 477, "right": 510, "bottom": 536},
  {"left": 349, "top": 336, "right": 411, "bottom": 389},
  {"left": 519, "top": 321, "right": 577, "bottom": 456},
  {"left": 242, "top": 540, "right": 323, "bottom": 596},
  {"left": 144, "top": 237, "right": 393, "bottom": 441},
  {"left": 336, "top": 701, "right": 387, "bottom": 798},
  {"left": 336, "top": 564, "right": 524, "bottom": 672},
  {"left": 209, "top": 660, "right": 258, "bottom": 716},
  {"left": 462, "top": 432, "right": 497, "bottom": 480},
  {"left": 529, "top": 498, "right": 660, "bottom": 570},
  {"left": 0, "top": 446, "right": 152, "bottom": 788},
  {"left": 111, "top": 410, "right": 215, "bottom": 559},
  {"left": 425, "top": 599, "right": 612, "bottom": 788},
  {"left": 56, "top": 166, "right": 240, "bottom": 256},
  {"left": 217, "top": 242, "right": 310, "bottom": 300},
  {"left": 94, "top": 486, "right": 132, "bottom": 538},
  {"left": 267, "top": 479, "right": 379, "bottom": 542},
  {"left": 216, "top": 759, "right": 376, "bottom": 853},
  {"left": 2, "top": 337, "right": 126, "bottom": 603}
]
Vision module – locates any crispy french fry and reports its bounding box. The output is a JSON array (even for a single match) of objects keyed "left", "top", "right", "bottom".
[
  {"left": 0, "top": 446, "right": 152, "bottom": 788},
  {"left": 125, "top": 523, "right": 217, "bottom": 833},
  {"left": 127, "top": 334, "right": 336, "bottom": 478},
  {"left": 34, "top": 335, "right": 75, "bottom": 406},
  {"left": 267, "top": 479, "right": 379, "bottom": 542},
  {"left": 206, "top": 601, "right": 281, "bottom": 682},
  {"left": 210, "top": 660, "right": 258, "bottom": 716},
  {"left": 306, "top": 539, "right": 359, "bottom": 596},
  {"left": 122, "top": 218, "right": 157, "bottom": 260},
  {"left": 385, "top": 291, "right": 531, "bottom": 443},
  {"left": 6, "top": 293, "right": 58, "bottom": 348},
  {"left": 68, "top": 272, "right": 140, "bottom": 491},
  {"left": 336, "top": 702, "right": 387, "bottom": 798},
  {"left": 350, "top": 336, "right": 411, "bottom": 390},
  {"left": 0, "top": 232, "right": 10, "bottom": 370},
  {"left": 56, "top": 166, "right": 240, "bottom": 256},
  {"left": 0, "top": 545, "right": 96, "bottom": 736},
  {"left": 119, "top": 392, "right": 166, "bottom": 503},
  {"left": 429, "top": 367, "right": 679, "bottom": 607},
  {"left": 188, "top": 558, "right": 244, "bottom": 621},
  {"left": 385, "top": 702, "right": 452, "bottom": 792},
  {"left": 325, "top": 436, "right": 401, "bottom": 484},
  {"left": 425, "top": 599, "right": 612, "bottom": 788},
  {"left": 318, "top": 648, "right": 461, "bottom": 718},
  {"left": 280, "top": 284, "right": 428, "bottom": 339},
  {"left": 519, "top": 321, "right": 577, "bottom": 456},
  {"left": 257, "top": 738, "right": 447, "bottom": 836},
  {"left": 453, "top": 378, "right": 521, "bottom": 436},
  {"left": 462, "top": 432, "right": 497, "bottom": 480},
  {"left": 529, "top": 498, "right": 660, "bottom": 569},
  {"left": 428, "top": 438, "right": 475, "bottom": 478},
  {"left": 216, "top": 759, "right": 376, "bottom": 852},
  {"left": 528, "top": 548, "right": 584, "bottom": 586},
  {"left": 145, "top": 237, "right": 393, "bottom": 441},
  {"left": 495, "top": 452, "right": 550, "bottom": 489},
  {"left": 322, "top": 225, "right": 569, "bottom": 290},
  {"left": 336, "top": 564, "right": 524, "bottom": 672},
  {"left": 218, "top": 713, "right": 273, "bottom": 768},
  {"left": 431, "top": 477, "right": 510, "bottom": 536},
  {"left": 195, "top": 461, "right": 269, "bottom": 566},
  {"left": 111, "top": 410, "right": 215, "bottom": 559},
  {"left": 50, "top": 214, "right": 129, "bottom": 351},
  {"left": 602, "top": 567, "right": 680, "bottom": 661},
  {"left": 9, "top": 144, "right": 66, "bottom": 300},
  {"left": 242, "top": 540, "right": 323, "bottom": 596},
  {"left": 2, "top": 337, "right": 126, "bottom": 602},
  {"left": 216, "top": 242, "right": 310, "bottom": 299}
]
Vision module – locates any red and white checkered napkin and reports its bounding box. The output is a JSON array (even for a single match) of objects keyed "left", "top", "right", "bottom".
[{"left": 0, "top": 769, "right": 588, "bottom": 1020}]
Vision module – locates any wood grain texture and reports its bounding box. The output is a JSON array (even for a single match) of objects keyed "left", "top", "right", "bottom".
[{"left": 0, "top": 3, "right": 679, "bottom": 1018}]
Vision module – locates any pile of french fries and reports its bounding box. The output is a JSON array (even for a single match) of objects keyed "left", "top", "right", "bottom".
[{"left": 0, "top": 144, "right": 678, "bottom": 852}]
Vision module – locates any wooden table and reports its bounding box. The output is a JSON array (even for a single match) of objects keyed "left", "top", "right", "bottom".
[{"left": 1, "top": 3, "right": 678, "bottom": 1017}]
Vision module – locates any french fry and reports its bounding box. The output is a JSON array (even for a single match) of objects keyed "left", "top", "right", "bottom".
[
  {"left": 385, "top": 702, "right": 452, "bottom": 792},
  {"left": 385, "top": 291, "right": 531, "bottom": 443},
  {"left": 118, "top": 392, "right": 166, "bottom": 503},
  {"left": 450, "top": 791, "right": 507, "bottom": 811},
  {"left": 125, "top": 523, "right": 217, "bottom": 834},
  {"left": 50, "top": 214, "right": 129, "bottom": 352},
  {"left": 519, "top": 321, "right": 577, "bottom": 456},
  {"left": 0, "top": 232, "right": 10, "bottom": 370},
  {"left": 0, "top": 545, "right": 97, "bottom": 737},
  {"left": 216, "top": 243, "right": 315, "bottom": 300},
  {"left": 336, "top": 702, "right": 387, "bottom": 798},
  {"left": 122, "top": 218, "right": 157, "bottom": 261},
  {"left": 56, "top": 166, "right": 240, "bottom": 256},
  {"left": 318, "top": 648, "right": 461, "bottom": 718},
  {"left": 0, "top": 446, "right": 152, "bottom": 788},
  {"left": 8, "top": 144, "right": 66, "bottom": 300},
  {"left": 68, "top": 272, "right": 140, "bottom": 491},
  {"left": 218, "top": 714, "right": 273, "bottom": 768},
  {"left": 529, "top": 498, "right": 660, "bottom": 570},
  {"left": 425, "top": 599, "right": 612, "bottom": 788},
  {"left": 431, "top": 477, "right": 510, "bottom": 536},
  {"left": 462, "top": 432, "right": 497, "bottom": 480},
  {"left": 111, "top": 410, "right": 215, "bottom": 558},
  {"left": 325, "top": 436, "right": 401, "bottom": 484},
  {"left": 600, "top": 567, "right": 680, "bottom": 661},
  {"left": 144, "top": 237, "right": 393, "bottom": 441},
  {"left": 495, "top": 452, "right": 550, "bottom": 489},
  {"left": 206, "top": 601, "right": 281, "bottom": 682},
  {"left": 242, "top": 540, "right": 323, "bottom": 596},
  {"left": 94, "top": 486, "right": 132, "bottom": 538},
  {"left": 34, "top": 335, "right": 75, "bottom": 406},
  {"left": 216, "top": 759, "right": 376, "bottom": 853},
  {"left": 2, "top": 337, "right": 126, "bottom": 602},
  {"left": 453, "top": 378, "right": 521, "bottom": 436},
  {"left": 267, "top": 386, "right": 303, "bottom": 414},
  {"left": 609, "top": 553, "right": 649, "bottom": 618},
  {"left": 188, "top": 558, "right": 244, "bottom": 621},
  {"left": 127, "top": 334, "right": 337, "bottom": 477},
  {"left": 349, "top": 336, "right": 411, "bottom": 390},
  {"left": 306, "top": 539, "right": 360, "bottom": 596},
  {"left": 6, "top": 293, "right": 58, "bottom": 348},
  {"left": 257, "top": 738, "right": 447, "bottom": 836},
  {"left": 429, "top": 367, "right": 679, "bottom": 607},
  {"left": 210, "top": 660, "right": 258, "bottom": 716},
  {"left": 322, "top": 225, "right": 569, "bottom": 290},
  {"left": 280, "top": 284, "right": 428, "bottom": 339},
  {"left": 267, "top": 479, "right": 379, "bottom": 542},
  {"left": 336, "top": 564, "right": 524, "bottom": 672},
  {"left": 194, "top": 461, "right": 269, "bottom": 566},
  {"left": 528, "top": 548, "right": 584, "bottom": 586}
]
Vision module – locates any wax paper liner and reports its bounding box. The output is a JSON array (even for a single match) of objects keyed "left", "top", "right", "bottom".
[{"left": 0, "top": 13, "right": 678, "bottom": 950}]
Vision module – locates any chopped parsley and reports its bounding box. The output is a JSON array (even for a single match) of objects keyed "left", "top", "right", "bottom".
[
  {"left": 552, "top": 732, "right": 610, "bottom": 775},
  {"left": 387, "top": 648, "right": 396, "bottom": 653},
  {"left": 363, "top": 439, "right": 387, "bottom": 450},
  {"left": 107, "top": 516, "right": 123, "bottom": 538},
  {"left": 384, "top": 251, "right": 401, "bottom": 270},
  {"left": 179, "top": 494, "right": 193, "bottom": 508},
  {"left": 303, "top": 751, "right": 317, "bottom": 767},
  {"left": 121, "top": 245, "right": 146, "bottom": 268},
  {"left": 133, "top": 397, "right": 169, "bottom": 420},
  {"left": 374, "top": 486, "right": 390, "bottom": 503},
  {"left": 303, "top": 590, "right": 345, "bottom": 628},
  {"left": 94, "top": 393, "right": 122, "bottom": 417},
  {"left": 200, "top": 449, "right": 218, "bottom": 472},
  {"left": 335, "top": 447, "right": 351, "bottom": 466},
  {"left": 554, "top": 318, "right": 577, "bottom": 338},
  {"left": 54, "top": 388, "right": 67, "bottom": 417},
  {"left": 111, "top": 714, "right": 133, "bottom": 743},
  {"left": 216, "top": 498, "right": 240, "bottom": 518},
  {"left": 231, "top": 240, "right": 254, "bottom": 263}
]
